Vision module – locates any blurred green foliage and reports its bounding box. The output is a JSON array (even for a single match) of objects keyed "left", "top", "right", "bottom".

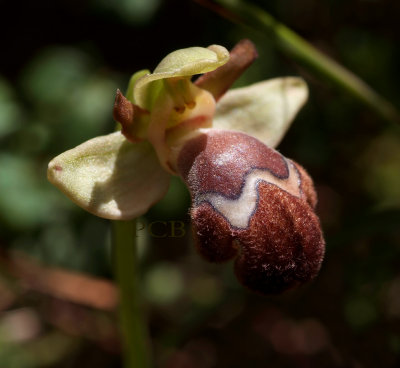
[
  {"left": 1, "top": 0, "right": 400, "bottom": 367},
  {"left": 93, "top": 0, "right": 162, "bottom": 24}
]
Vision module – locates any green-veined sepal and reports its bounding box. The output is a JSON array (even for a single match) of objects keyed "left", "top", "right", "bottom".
[
  {"left": 213, "top": 77, "right": 308, "bottom": 148},
  {"left": 47, "top": 132, "right": 170, "bottom": 219}
]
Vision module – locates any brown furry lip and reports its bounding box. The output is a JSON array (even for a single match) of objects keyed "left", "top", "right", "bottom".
[{"left": 177, "top": 129, "right": 325, "bottom": 295}]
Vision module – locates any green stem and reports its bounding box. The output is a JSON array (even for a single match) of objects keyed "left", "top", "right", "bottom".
[
  {"left": 199, "top": 0, "right": 400, "bottom": 124},
  {"left": 113, "top": 220, "right": 151, "bottom": 368}
]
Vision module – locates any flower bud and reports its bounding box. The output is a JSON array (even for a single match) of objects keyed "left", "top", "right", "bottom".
[{"left": 177, "top": 129, "right": 325, "bottom": 295}]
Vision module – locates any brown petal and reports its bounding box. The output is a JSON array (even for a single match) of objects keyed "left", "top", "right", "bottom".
[
  {"left": 195, "top": 39, "right": 258, "bottom": 101},
  {"left": 113, "top": 89, "right": 149, "bottom": 142}
]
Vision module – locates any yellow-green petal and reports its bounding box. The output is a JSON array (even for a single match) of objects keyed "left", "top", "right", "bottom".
[
  {"left": 47, "top": 132, "right": 170, "bottom": 220},
  {"left": 153, "top": 45, "right": 229, "bottom": 75},
  {"left": 134, "top": 45, "right": 229, "bottom": 108},
  {"left": 213, "top": 77, "right": 308, "bottom": 148}
]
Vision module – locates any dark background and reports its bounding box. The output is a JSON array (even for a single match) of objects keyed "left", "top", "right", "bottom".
[{"left": 1, "top": 0, "right": 400, "bottom": 367}]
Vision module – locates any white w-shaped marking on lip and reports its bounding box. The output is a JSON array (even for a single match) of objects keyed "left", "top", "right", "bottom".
[{"left": 195, "top": 160, "right": 301, "bottom": 229}]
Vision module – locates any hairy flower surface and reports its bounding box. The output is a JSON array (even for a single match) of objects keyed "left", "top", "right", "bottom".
[{"left": 48, "top": 40, "right": 325, "bottom": 294}]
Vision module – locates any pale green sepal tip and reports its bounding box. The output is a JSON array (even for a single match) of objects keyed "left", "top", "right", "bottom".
[
  {"left": 47, "top": 131, "right": 170, "bottom": 220},
  {"left": 213, "top": 77, "right": 309, "bottom": 148},
  {"left": 134, "top": 45, "right": 229, "bottom": 108}
]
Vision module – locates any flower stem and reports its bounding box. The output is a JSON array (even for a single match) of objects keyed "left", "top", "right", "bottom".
[
  {"left": 113, "top": 220, "right": 151, "bottom": 368},
  {"left": 196, "top": 0, "right": 400, "bottom": 124}
]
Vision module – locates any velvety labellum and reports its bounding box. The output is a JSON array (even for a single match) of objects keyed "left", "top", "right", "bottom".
[{"left": 177, "top": 130, "right": 325, "bottom": 295}]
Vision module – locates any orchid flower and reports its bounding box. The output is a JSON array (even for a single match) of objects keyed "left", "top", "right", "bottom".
[{"left": 48, "top": 40, "right": 325, "bottom": 294}]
